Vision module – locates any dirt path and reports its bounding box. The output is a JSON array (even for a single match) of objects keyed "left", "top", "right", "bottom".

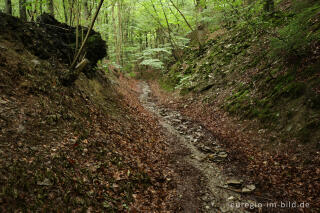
[{"left": 139, "top": 82, "right": 254, "bottom": 212}]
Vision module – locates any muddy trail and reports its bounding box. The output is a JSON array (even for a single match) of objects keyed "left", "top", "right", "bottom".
[{"left": 139, "top": 81, "right": 255, "bottom": 212}]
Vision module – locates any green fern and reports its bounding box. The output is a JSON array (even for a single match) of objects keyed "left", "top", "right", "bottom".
[
  {"left": 140, "top": 59, "right": 164, "bottom": 69},
  {"left": 270, "top": 3, "right": 320, "bottom": 61}
]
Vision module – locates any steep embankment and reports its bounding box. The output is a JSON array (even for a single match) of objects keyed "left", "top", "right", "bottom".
[
  {"left": 157, "top": 1, "right": 320, "bottom": 210},
  {"left": 0, "top": 13, "right": 175, "bottom": 211}
]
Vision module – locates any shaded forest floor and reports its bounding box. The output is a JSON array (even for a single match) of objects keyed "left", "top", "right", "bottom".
[
  {"left": 0, "top": 14, "right": 177, "bottom": 211},
  {"left": 119, "top": 73, "right": 320, "bottom": 212},
  {"left": 145, "top": 76, "right": 320, "bottom": 212},
  {"left": 0, "top": 18, "right": 253, "bottom": 211}
]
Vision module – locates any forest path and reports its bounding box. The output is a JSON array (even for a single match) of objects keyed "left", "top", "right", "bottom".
[{"left": 139, "top": 81, "right": 252, "bottom": 213}]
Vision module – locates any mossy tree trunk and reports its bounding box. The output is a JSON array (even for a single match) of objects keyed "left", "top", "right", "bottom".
[{"left": 5, "top": 0, "right": 12, "bottom": 15}]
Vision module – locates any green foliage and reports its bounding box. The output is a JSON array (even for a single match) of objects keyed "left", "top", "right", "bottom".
[
  {"left": 172, "top": 35, "right": 190, "bottom": 48},
  {"left": 125, "top": 71, "right": 136, "bottom": 78},
  {"left": 140, "top": 59, "right": 164, "bottom": 69},
  {"left": 273, "top": 81, "right": 306, "bottom": 99},
  {"left": 137, "top": 47, "right": 172, "bottom": 70},
  {"left": 140, "top": 47, "right": 171, "bottom": 57},
  {"left": 174, "top": 74, "right": 192, "bottom": 90},
  {"left": 270, "top": 3, "right": 320, "bottom": 62}
]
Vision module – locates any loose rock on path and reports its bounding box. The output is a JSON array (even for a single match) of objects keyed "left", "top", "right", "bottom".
[{"left": 139, "top": 82, "right": 255, "bottom": 212}]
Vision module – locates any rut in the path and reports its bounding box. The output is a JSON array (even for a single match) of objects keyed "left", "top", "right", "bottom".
[{"left": 139, "top": 82, "right": 256, "bottom": 212}]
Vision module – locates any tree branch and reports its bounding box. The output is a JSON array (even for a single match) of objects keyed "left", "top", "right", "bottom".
[{"left": 69, "top": 0, "right": 104, "bottom": 71}]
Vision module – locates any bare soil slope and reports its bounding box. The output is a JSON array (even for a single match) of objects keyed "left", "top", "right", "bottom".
[{"left": 0, "top": 14, "right": 175, "bottom": 211}]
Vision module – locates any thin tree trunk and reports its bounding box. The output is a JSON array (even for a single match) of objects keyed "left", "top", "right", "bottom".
[
  {"left": 104, "top": 10, "right": 109, "bottom": 58},
  {"left": 111, "top": 3, "right": 118, "bottom": 65},
  {"left": 167, "top": 2, "right": 180, "bottom": 25},
  {"left": 5, "top": 0, "right": 12, "bottom": 15},
  {"left": 140, "top": 1, "right": 171, "bottom": 48},
  {"left": 19, "top": 0, "right": 27, "bottom": 21},
  {"left": 140, "top": 1, "right": 175, "bottom": 52},
  {"left": 75, "top": 0, "right": 80, "bottom": 53},
  {"left": 168, "top": 0, "right": 193, "bottom": 31},
  {"left": 159, "top": 0, "right": 178, "bottom": 60},
  {"left": 62, "top": 0, "right": 68, "bottom": 23},
  {"left": 83, "top": 0, "right": 90, "bottom": 20},
  {"left": 124, "top": 8, "right": 130, "bottom": 47},
  {"left": 35, "top": 0, "right": 39, "bottom": 16},
  {"left": 117, "top": 0, "right": 123, "bottom": 65},
  {"left": 70, "top": 0, "right": 105, "bottom": 70},
  {"left": 47, "top": 0, "right": 54, "bottom": 16},
  {"left": 39, "top": 0, "right": 43, "bottom": 14},
  {"left": 68, "top": 0, "right": 75, "bottom": 26}
]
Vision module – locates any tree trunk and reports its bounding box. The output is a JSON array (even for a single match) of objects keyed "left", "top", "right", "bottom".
[
  {"left": 159, "top": 0, "right": 178, "bottom": 60},
  {"left": 69, "top": 0, "right": 105, "bottom": 71},
  {"left": 169, "top": 0, "right": 193, "bottom": 32},
  {"left": 19, "top": 0, "right": 27, "bottom": 21},
  {"left": 116, "top": 0, "right": 123, "bottom": 66},
  {"left": 83, "top": 0, "right": 90, "bottom": 20},
  {"left": 140, "top": 2, "right": 172, "bottom": 49},
  {"left": 62, "top": 0, "right": 68, "bottom": 23},
  {"left": 35, "top": 0, "right": 39, "bottom": 16},
  {"left": 5, "top": 0, "right": 12, "bottom": 15},
  {"left": 39, "top": 0, "right": 43, "bottom": 14},
  {"left": 47, "top": 0, "right": 54, "bottom": 16},
  {"left": 68, "top": 0, "right": 75, "bottom": 26},
  {"left": 111, "top": 3, "right": 119, "bottom": 65}
]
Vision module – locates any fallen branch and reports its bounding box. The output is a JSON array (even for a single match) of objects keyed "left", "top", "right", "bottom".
[
  {"left": 69, "top": 0, "right": 104, "bottom": 71},
  {"left": 75, "top": 58, "right": 89, "bottom": 73}
]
